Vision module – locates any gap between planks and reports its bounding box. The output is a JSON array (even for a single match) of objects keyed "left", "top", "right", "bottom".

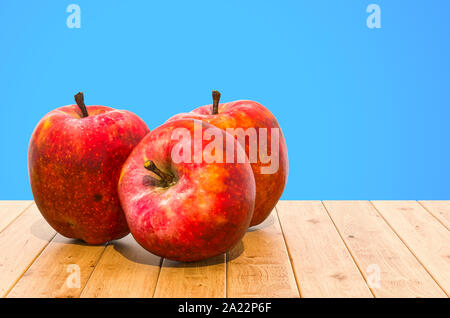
[
  {"left": 0, "top": 201, "right": 34, "bottom": 234},
  {"left": 417, "top": 201, "right": 450, "bottom": 231},
  {"left": 7, "top": 233, "right": 107, "bottom": 298},
  {"left": 80, "top": 234, "right": 162, "bottom": 298},
  {"left": 2, "top": 201, "right": 449, "bottom": 298},
  {"left": 276, "top": 201, "right": 374, "bottom": 298},
  {"left": 226, "top": 211, "right": 299, "bottom": 298},
  {"left": 153, "top": 209, "right": 299, "bottom": 298},
  {"left": 5, "top": 209, "right": 298, "bottom": 298},
  {"left": 274, "top": 206, "right": 304, "bottom": 298},
  {"left": 323, "top": 201, "right": 446, "bottom": 298},
  {"left": 0, "top": 202, "right": 57, "bottom": 297},
  {"left": 370, "top": 201, "right": 450, "bottom": 296}
]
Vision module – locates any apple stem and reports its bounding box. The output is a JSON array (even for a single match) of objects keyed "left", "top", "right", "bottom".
[
  {"left": 144, "top": 160, "right": 174, "bottom": 187},
  {"left": 74, "top": 92, "right": 89, "bottom": 118},
  {"left": 212, "top": 90, "right": 221, "bottom": 115}
]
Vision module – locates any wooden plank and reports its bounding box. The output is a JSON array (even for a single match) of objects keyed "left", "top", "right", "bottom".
[
  {"left": 153, "top": 254, "right": 225, "bottom": 298},
  {"left": 226, "top": 211, "right": 299, "bottom": 298},
  {"left": 419, "top": 201, "right": 450, "bottom": 230},
  {"left": 81, "top": 234, "right": 161, "bottom": 298},
  {"left": 0, "top": 200, "right": 33, "bottom": 232},
  {"left": 7, "top": 234, "right": 106, "bottom": 298},
  {"left": 0, "top": 203, "right": 56, "bottom": 297},
  {"left": 372, "top": 201, "right": 450, "bottom": 296},
  {"left": 276, "top": 201, "right": 373, "bottom": 298},
  {"left": 323, "top": 201, "right": 446, "bottom": 298}
]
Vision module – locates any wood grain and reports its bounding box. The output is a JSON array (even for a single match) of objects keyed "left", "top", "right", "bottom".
[
  {"left": 0, "top": 203, "right": 56, "bottom": 297},
  {"left": 154, "top": 254, "right": 225, "bottom": 298},
  {"left": 419, "top": 201, "right": 450, "bottom": 230},
  {"left": 0, "top": 200, "right": 33, "bottom": 233},
  {"left": 7, "top": 234, "right": 106, "bottom": 298},
  {"left": 372, "top": 201, "right": 450, "bottom": 296},
  {"left": 1, "top": 201, "right": 449, "bottom": 298},
  {"left": 323, "top": 201, "right": 446, "bottom": 298},
  {"left": 226, "top": 211, "right": 299, "bottom": 298},
  {"left": 276, "top": 201, "right": 372, "bottom": 298},
  {"left": 81, "top": 234, "right": 162, "bottom": 298}
]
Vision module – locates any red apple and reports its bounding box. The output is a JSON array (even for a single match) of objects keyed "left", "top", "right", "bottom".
[
  {"left": 28, "top": 92, "right": 150, "bottom": 244},
  {"left": 118, "top": 119, "right": 255, "bottom": 261},
  {"left": 167, "top": 91, "right": 288, "bottom": 226}
]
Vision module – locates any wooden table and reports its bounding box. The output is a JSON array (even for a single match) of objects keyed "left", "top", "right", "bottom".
[{"left": 0, "top": 200, "right": 449, "bottom": 298}]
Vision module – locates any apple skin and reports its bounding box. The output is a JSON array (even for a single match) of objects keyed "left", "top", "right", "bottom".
[
  {"left": 167, "top": 99, "right": 288, "bottom": 226},
  {"left": 28, "top": 104, "right": 149, "bottom": 244},
  {"left": 118, "top": 119, "right": 255, "bottom": 262}
]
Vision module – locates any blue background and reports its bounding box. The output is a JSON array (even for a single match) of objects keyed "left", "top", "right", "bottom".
[{"left": 1, "top": 1, "right": 449, "bottom": 200}]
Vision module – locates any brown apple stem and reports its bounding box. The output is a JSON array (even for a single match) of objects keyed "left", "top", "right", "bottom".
[
  {"left": 212, "top": 90, "right": 221, "bottom": 115},
  {"left": 74, "top": 92, "right": 89, "bottom": 118},
  {"left": 144, "top": 160, "right": 174, "bottom": 186}
]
